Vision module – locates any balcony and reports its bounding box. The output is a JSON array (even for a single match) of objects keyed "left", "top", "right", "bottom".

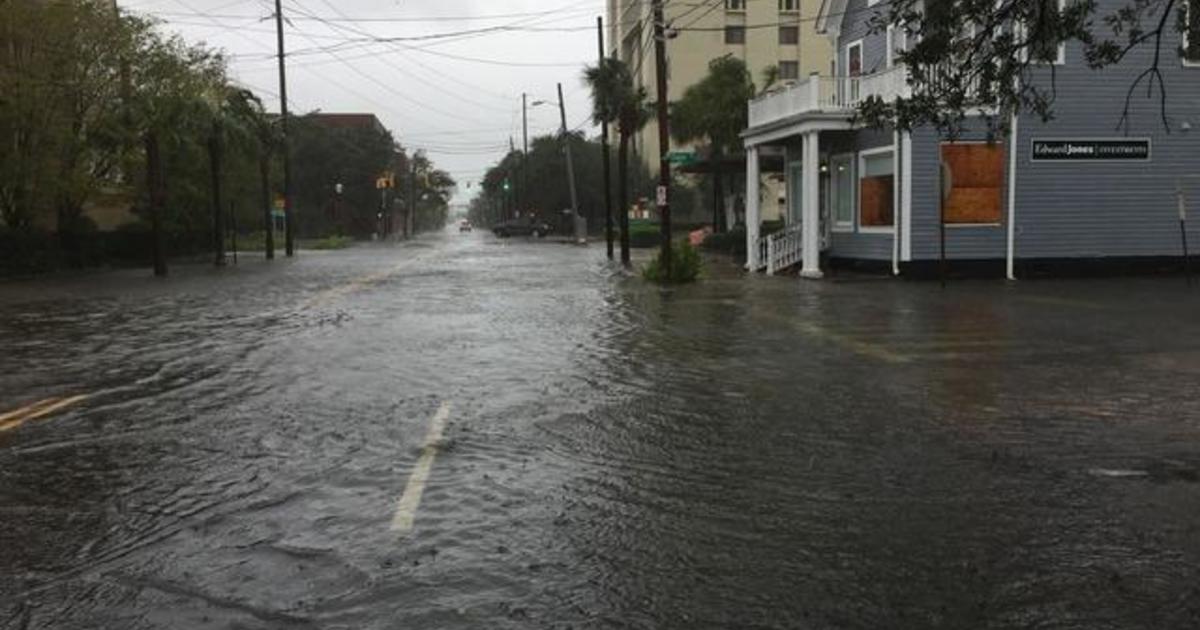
[{"left": 747, "top": 66, "right": 910, "bottom": 129}]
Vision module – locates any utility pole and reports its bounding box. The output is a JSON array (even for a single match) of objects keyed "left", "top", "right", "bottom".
[
  {"left": 522, "top": 93, "right": 529, "bottom": 216},
  {"left": 597, "top": 16, "right": 615, "bottom": 260},
  {"left": 407, "top": 156, "right": 417, "bottom": 237},
  {"left": 557, "top": 83, "right": 580, "bottom": 226},
  {"left": 274, "top": 0, "right": 294, "bottom": 257},
  {"left": 652, "top": 0, "right": 672, "bottom": 278}
]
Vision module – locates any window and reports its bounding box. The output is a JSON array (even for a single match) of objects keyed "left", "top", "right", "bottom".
[
  {"left": 832, "top": 155, "right": 855, "bottom": 229},
  {"left": 726, "top": 0, "right": 746, "bottom": 11},
  {"left": 725, "top": 25, "right": 746, "bottom": 44},
  {"left": 941, "top": 143, "right": 1005, "bottom": 224},
  {"left": 886, "top": 24, "right": 907, "bottom": 67},
  {"left": 859, "top": 149, "right": 895, "bottom": 229},
  {"left": 779, "top": 61, "right": 800, "bottom": 80},
  {"left": 779, "top": 0, "right": 800, "bottom": 11},
  {"left": 1026, "top": 0, "right": 1066, "bottom": 64},
  {"left": 844, "top": 40, "right": 863, "bottom": 103},
  {"left": 780, "top": 26, "right": 799, "bottom": 45},
  {"left": 1185, "top": 0, "right": 1200, "bottom": 65}
]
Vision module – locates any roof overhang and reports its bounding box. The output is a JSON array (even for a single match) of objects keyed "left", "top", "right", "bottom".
[
  {"left": 815, "top": 0, "right": 850, "bottom": 40},
  {"left": 743, "top": 112, "right": 856, "bottom": 147}
]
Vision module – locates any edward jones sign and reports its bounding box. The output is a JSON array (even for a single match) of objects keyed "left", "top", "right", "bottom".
[{"left": 1031, "top": 139, "right": 1151, "bottom": 161}]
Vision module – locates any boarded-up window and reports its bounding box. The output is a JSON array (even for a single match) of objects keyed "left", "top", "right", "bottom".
[
  {"left": 859, "top": 151, "right": 894, "bottom": 227},
  {"left": 941, "top": 143, "right": 1004, "bottom": 224}
]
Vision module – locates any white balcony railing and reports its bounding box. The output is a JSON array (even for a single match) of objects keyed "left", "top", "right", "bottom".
[{"left": 748, "top": 66, "right": 911, "bottom": 129}]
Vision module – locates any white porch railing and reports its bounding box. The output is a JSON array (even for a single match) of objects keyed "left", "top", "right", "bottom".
[
  {"left": 759, "top": 223, "right": 803, "bottom": 275},
  {"left": 748, "top": 66, "right": 911, "bottom": 129}
]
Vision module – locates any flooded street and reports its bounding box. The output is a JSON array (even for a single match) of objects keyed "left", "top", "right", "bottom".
[{"left": 2, "top": 231, "right": 1199, "bottom": 629}]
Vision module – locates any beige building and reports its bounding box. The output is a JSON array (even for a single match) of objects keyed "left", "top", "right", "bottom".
[{"left": 607, "top": 0, "right": 832, "bottom": 221}]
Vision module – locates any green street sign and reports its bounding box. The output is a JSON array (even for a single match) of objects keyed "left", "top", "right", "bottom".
[{"left": 666, "top": 151, "right": 698, "bottom": 166}]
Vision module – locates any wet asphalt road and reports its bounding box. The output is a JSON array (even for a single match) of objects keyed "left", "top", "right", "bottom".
[{"left": 2, "top": 229, "right": 1200, "bottom": 629}]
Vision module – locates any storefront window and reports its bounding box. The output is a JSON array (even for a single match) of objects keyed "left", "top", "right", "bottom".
[
  {"left": 832, "top": 156, "right": 855, "bottom": 228},
  {"left": 859, "top": 150, "right": 894, "bottom": 228}
]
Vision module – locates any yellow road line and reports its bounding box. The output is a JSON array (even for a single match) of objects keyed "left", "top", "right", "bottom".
[
  {"left": 0, "top": 394, "right": 89, "bottom": 433},
  {"left": 793, "top": 321, "right": 910, "bottom": 364},
  {"left": 390, "top": 401, "right": 452, "bottom": 535},
  {"left": 302, "top": 258, "right": 424, "bottom": 309},
  {"left": 1019, "top": 295, "right": 1106, "bottom": 310},
  {"left": 0, "top": 397, "right": 62, "bottom": 424}
]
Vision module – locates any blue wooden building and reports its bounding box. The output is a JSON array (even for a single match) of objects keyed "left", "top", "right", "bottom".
[{"left": 742, "top": 0, "right": 1200, "bottom": 278}]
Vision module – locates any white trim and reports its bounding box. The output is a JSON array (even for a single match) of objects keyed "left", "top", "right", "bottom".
[
  {"left": 892, "top": 130, "right": 901, "bottom": 275},
  {"left": 857, "top": 145, "right": 897, "bottom": 234},
  {"left": 901, "top": 131, "right": 913, "bottom": 261},
  {"left": 830, "top": 152, "right": 856, "bottom": 232},
  {"left": 1007, "top": 112, "right": 1019, "bottom": 280}
]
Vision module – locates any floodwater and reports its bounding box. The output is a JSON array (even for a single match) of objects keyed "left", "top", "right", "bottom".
[{"left": 1, "top": 230, "right": 1199, "bottom": 629}]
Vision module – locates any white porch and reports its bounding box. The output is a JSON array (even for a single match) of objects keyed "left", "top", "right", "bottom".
[{"left": 743, "top": 68, "right": 909, "bottom": 278}]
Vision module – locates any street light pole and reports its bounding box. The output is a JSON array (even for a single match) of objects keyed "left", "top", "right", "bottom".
[
  {"left": 558, "top": 83, "right": 580, "bottom": 226},
  {"left": 522, "top": 92, "right": 529, "bottom": 217},
  {"left": 274, "top": 0, "right": 294, "bottom": 257}
]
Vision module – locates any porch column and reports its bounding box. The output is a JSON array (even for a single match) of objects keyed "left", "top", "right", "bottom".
[
  {"left": 745, "top": 144, "right": 760, "bottom": 270},
  {"left": 800, "top": 131, "right": 823, "bottom": 279}
]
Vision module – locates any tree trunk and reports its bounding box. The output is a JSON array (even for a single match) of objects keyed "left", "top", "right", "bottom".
[
  {"left": 618, "top": 133, "right": 631, "bottom": 266},
  {"left": 208, "top": 124, "right": 226, "bottom": 267},
  {"left": 712, "top": 147, "right": 726, "bottom": 233},
  {"left": 144, "top": 131, "right": 167, "bottom": 277},
  {"left": 260, "top": 149, "right": 274, "bottom": 260}
]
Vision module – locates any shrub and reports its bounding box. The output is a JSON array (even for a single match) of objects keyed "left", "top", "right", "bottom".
[
  {"left": 642, "top": 238, "right": 703, "bottom": 284},
  {"left": 308, "top": 235, "right": 354, "bottom": 250},
  {"left": 701, "top": 225, "right": 747, "bottom": 256},
  {"left": 627, "top": 220, "right": 661, "bottom": 248}
]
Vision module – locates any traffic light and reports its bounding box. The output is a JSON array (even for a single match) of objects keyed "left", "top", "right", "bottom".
[{"left": 502, "top": 179, "right": 512, "bottom": 193}]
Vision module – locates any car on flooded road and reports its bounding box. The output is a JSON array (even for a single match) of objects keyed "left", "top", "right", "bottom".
[
  {"left": 458, "top": 219, "right": 473, "bottom": 233},
  {"left": 492, "top": 217, "right": 552, "bottom": 238}
]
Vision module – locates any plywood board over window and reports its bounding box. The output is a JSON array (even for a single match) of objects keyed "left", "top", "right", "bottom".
[{"left": 941, "top": 143, "right": 1004, "bottom": 224}]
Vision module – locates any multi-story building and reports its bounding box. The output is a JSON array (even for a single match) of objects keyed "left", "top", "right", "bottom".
[{"left": 607, "top": 0, "right": 832, "bottom": 221}]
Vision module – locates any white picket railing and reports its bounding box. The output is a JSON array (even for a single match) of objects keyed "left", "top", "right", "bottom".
[
  {"left": 761, "top": 223, "right": 803, "bottom": 275},
  {"left": 748, "top": 66, "right": 911, "bottom": 129}
]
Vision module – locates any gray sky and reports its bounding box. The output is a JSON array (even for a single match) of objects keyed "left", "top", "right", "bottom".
[{"left": 121, "top": 0, "right": 604, "bottom": 204}]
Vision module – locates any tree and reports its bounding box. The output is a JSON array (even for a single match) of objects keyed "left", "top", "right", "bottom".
[
  {"left": 859, "top": 0, "right": 1200, "bottom": 135},
  {"left": 584, "top": 57, "right": 650, "bottom": 266},
  {"left": 127, "top": 29, "right": 226, "bottom": 275},
  {"left": 671, "top": 56, "right": 757, "bottom": 233}
]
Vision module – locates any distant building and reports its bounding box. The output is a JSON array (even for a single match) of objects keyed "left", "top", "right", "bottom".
[{"left": 607, "top": 0, "right": 832, "bottom": 223}]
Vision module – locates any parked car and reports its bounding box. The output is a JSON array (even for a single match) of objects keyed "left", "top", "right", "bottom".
[
  {"left": 458, "top": 219, "right": 472, "bottom": 233},
  {"left": 492, "top": 217, "right": 553, "bottom": 238}
]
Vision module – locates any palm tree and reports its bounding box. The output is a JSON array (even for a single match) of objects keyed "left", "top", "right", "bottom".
[
  {"left": 220, "top": 88, "right": 277, "bottom": 260},
  {"left": 671, "top": 56, "right": 756, "bottom": 233},
  {"left": 129, "top": 35, "right": 225, "bottom": 276},
  {"left": 584, "top": 57, "right": 649, "bottom": 266}
]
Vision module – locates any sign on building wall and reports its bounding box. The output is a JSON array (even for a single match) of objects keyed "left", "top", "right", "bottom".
[{"left": 1031, "top": 139, "right": 1151, "bottom": 162}]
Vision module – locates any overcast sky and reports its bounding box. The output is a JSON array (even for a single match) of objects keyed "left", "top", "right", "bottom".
[{"left": 121, "top": 0, "right": 605, "bottom": 205}]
